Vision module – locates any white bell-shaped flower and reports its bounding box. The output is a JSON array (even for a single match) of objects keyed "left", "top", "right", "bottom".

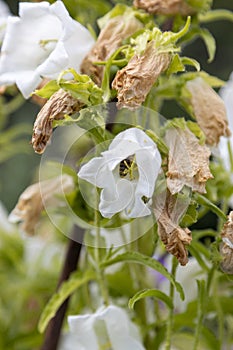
[
  {"left": 78, "top": 127, "right": 162, "bottom": 218},
  {"left": 61, "top": 305, "right": 145, "bottom": 350},
  {"left": 0, "top": 1, "right": 94, "bottom": 98}
]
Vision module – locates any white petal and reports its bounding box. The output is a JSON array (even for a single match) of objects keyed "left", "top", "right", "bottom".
[
  {"left": 99, "top": 179, "right": 135, "bottom": 218},
  {"left": 102, "top": 306, "right": 145, "bottom": 350},
  {"left": 78, "top": 157, "right": 116, "bottom": 191},
  {"left": 68, "top": 314, "right": 98, "bottom": 349},
  {"left": 135, "top": 147, "right": 161, "bottom": 198},
  {"left": 109, "top": 127, "right": 156, "bottom": 149},
  {"left": 126, "top": 196, "right": 151, "bottom": 218},
  {"left": 0, "top": 1, "right": 94, "bottom": 97}
]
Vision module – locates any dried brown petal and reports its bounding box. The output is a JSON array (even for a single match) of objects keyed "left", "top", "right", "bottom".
[
  {"left": 133, "top": 0, "right": 195, "bottom": 15},
  {"left": 32, "top": 89, "right": 83, "bottom": 154},
  {"left": 154, "top": 190, "right": 192, "bottom": 265},
  {"left": 81, "top": 15, "right": 143, "bottom": 86},
  {"left": 112, "top": 41, "right": 170, "bottom": 110},
  {"left": 186, "top": 77, "right": 231, "bottom": 146},
  {"left": 165, "top": 126, "right": 213, "bottom": 194},
  {"left": 220, "top": 211, "right": 233, "bottom": 274},
  {"left": 8, "top": 175, "right": 75, "bottom": 236}
]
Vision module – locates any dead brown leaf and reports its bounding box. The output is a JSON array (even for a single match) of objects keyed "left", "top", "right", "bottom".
[
  {"left": 165, "top": 126, "right": 213, "bottom": 194},
  {"left": 186, "top": 77, "right": 231, "bottom": 145},
  {"left": 32, "top": 89, "right": 83, "bottom": 154},
  {"left": 112, "top": 41, "right": 170, "bottom": 110}
]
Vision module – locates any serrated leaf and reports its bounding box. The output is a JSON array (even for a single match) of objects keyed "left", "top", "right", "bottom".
[
  {"left": 166, "top": 54, "right": 185, "bottom": 75},
  {"left": 33, "top": 80, "right": 60, "bottom": 99},
  {"left": 38, "top": 270, "right": 95, "bottom": 333},
  {"left": 101, "top": 251, "right": 184, "bottom": 300},
  {"left": 129, "top": 288, "right": 173, "bottom": 310},
  {"left": 57, "top": 68, "right": 103, "bottom": 106}
]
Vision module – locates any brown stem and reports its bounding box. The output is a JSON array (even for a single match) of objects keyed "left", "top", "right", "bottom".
[{"left": 40, "top": 226, "right": 84, "bottom": 350}]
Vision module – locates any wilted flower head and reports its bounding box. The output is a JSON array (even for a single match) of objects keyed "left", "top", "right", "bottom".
[
  {"left": 64, "top": 305, "right": 145, "bottom": 350},
  {"left": 9, "top": 174, "right": 75, "bottom": 235},
  {"left": 165, "top": 125, "right": 213, "bottom": 194},
  {"left": 133, "top": 0, "right": 195, "bottom": 16},
  {"left": 220, "top": 211, "right": 233, "bottom": 274},
  {"left": 32, "top": 89, "right": 84, "bottom": 154},
  {"left": 78, "top": 128, "right": 162, "bottom": 218},
  {"left": 0, "top": 1, "right": 94, "bottom": 98},
  {"left": 186, "top": 77, "right": 231, "bottom": 145},
  {"left": 112, "top": 41, "right": 170, "bottom": 110},
  {"left": 81, "top": 11, "right": 143, "bottom": 86}
]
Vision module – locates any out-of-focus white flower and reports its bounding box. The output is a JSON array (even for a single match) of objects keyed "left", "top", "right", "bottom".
[
  {"left": 219, "top": 72, "right": 233, "bottom": 206},
  {"left": 63, "top": 305, "right": 145, "bottom": 350},
  {"left": 160, "top": 257, "right": 207, "bottom": 312},
  {"left": 78, "top": 128, "right": 162, "bottom": 218},
  {"left": 219, "top": 72, "right": 233, "bottom": 171},
  {"left": 0, "top": 1, "right": 94, "bottom": 98},
  {"left": 0, "top": 201, "right": 15, "bottom": 233},
  {"left": 0, "top": 0, "right": 10, "bottom": 42}
]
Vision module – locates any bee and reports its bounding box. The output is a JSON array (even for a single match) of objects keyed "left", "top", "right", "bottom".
[{"left": 119, "top": 155, "right": 135, "bottom": 178}]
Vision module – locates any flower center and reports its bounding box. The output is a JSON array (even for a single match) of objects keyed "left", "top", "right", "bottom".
[
  {"left": 119, "top": 155, "right": 137, "bottom": 181},
  {"left": 93, "top": 319, "right": 113, "bottom": 350}
]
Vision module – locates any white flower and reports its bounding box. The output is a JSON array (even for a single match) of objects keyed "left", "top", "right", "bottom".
[
  {"left": 78, "top": 127, "right": 162, "bottom": 218},
  {"left": 219, "top": 72, "right": 233, "bottom": 171},
  {"left": 0, "top": 0, "right": 10, "bottom": 42},
  {"left": 0, "top": 1, "right": 94, "bottom": 98},
  {"left": 219, "top": 72, "right": 233, "bottom": 206},
  {"left": 64, "top": 305, "right": 145, "bottom": 350}
]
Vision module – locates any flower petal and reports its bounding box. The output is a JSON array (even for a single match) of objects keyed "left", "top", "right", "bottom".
[{"left": 99, "top": 179, "right": 135, "bottom": 218}]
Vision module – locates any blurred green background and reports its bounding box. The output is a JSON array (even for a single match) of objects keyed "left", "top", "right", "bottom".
[{"left": 0, "top": 0, "right": 233, "bottom": 213}]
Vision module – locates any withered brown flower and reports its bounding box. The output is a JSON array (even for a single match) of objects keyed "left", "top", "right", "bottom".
[
  {"left": 112, "top": 41, "right": 170, "bottom": 110},
  {"left": 220, "top": 211, "right": 233, "bottom": 274},
  {"left": 186, "top": 77, "right": 231, "bottom": 146},
  {"left": 32, "top": 89, "right": 83, "bottom": 154},
  {"left": 165, "top": 126, "right": 213, "bottom": 194},
  {"left": 81, "top": 15, "right": 143, "bottom": 86},
  {"left": 133, "top": 0, "right": 195, "bottom": 16},
  {"left": 154, "top": 190, "right": 192, "bottom": 265},
  {"left": 9, "top": 175, "right": 75, "bottom": 236}
]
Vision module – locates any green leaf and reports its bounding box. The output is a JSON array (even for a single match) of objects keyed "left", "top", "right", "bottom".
[
  {"left": 198, "top": 28, "right": 216, "bottom": 63},
  {"left": 194, "top": 193, "right": 227, "bottom": 220},
  {"left": 101, "top": 251, "right": 184, "bottom": 300},
  {"left": 199, "top": 9, "right": 233, "bottom": 23},
  {"left": 145, "top": 129, "right": 169, "bottom": 156},
  {"left": 180, "top": 56, "right": 200, "bottom": 71},
  {"left": 180, "top": 201, "right": 198, "bottom": 227},
  {"left": 57, "top": 68, "right": 103, "bottom": 106},
  {"left": 186, "top": 120, "right": 206, "bottom": 144},
  {"left": 129, "top": 288, "right": 173, "bottom": 310},
  {"left": 38, "top": 270, "right": 95, "bottom": 333},
  {"left": 33, "top": 80, "right": 60, "bottom": 99},
  {"left": 166, "top": 54, "right": 185, "bottom": 75}
]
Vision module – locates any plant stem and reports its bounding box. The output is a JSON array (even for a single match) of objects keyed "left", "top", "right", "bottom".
[
  {"left": 40, "top": 226, "right": 84, "bottom": 350},
  {"left": 94, "top": 196, "right": 109, "bottom": 306},
  {"left": 164, "top": 257, "right": 177, "bottom": 350}
]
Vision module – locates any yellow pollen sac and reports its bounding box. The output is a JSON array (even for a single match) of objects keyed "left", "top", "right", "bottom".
[{"left": 119, "top": 155, "right": 137, "bottom": 180}]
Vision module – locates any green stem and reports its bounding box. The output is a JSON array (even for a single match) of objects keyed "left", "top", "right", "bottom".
[
  {"left": 94, "top": 194, "right": 109, "bottom": 306},
  {"left": 227, "top": 140, "right": 233, "bottom": 173},
  {"left": 212, "top": 272, "right": 224, "bottom": 345},
  {"left": 5, "top": 93, "right": 25, "bottom": 115},
  {"left": 164, "top": 257, "right": 177, "bottom": 350},
  {"left": 193, "top": 280, "right": 205, "bottom": 350}
]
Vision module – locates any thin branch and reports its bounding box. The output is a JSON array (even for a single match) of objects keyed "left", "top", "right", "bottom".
[{"left": 41, "top": 226, "right": 84, "bottom": 350}]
